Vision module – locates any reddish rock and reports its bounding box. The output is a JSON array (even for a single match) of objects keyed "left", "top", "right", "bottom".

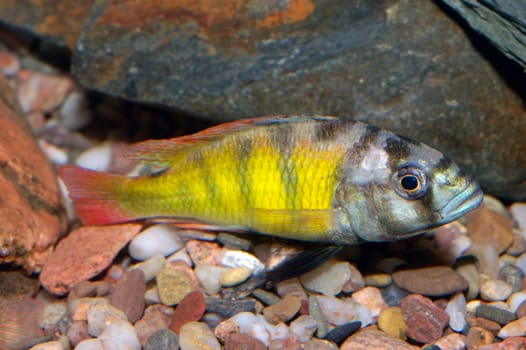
[
  {"left": 268, "top": 336, "right": 302, "bottom": 350},
  {"left": 0, "top": 51, "right": 19, "bottom": 76},
  {"left": 400, "top": 294, "right": 449, "bottom": 344},
  {"left": 39, "top": 223, "right": 142, "bottom": 295},
  {"left": 478, "top": 337, "right": 526, "bottom": 350},
  {"left": 466, "top": 326, "right": 494, "bottom": 348},
  {"left": 263, "top": 295, "right": 302, "bottom": 324},
  {"left": 109, "top": 268, "right": 146, "bottom": 323},
  {"left": 466, "top": 205, "right": 514, "bottom": 254},
  {"left": 66, "top": 320, "right": 90, "bottom": 347},
  {"left": 17, "top": 70, "right": 74, "bottom": 113},
  {"left": 135, "top": 305, "right": 174, "bottom": 345},
  {"left": 169, "top": 290, "right": 206, "bottom": 333},
  {"left": 351, "top": 286, "right": 387, "bottom": 318},
  {"left": 185, "top": 240, "right": 222, "bottom": 265},
  {"left": 466, "top": 315, "right": 502, "bottom": 335},
  {"left": 340, "top": 327, "right": 419, "bottom": 350},
  {"left": 225, "top": 333, "right": 266, "bottom": 350},
  {"left": 0, "top": 87, "right": 67, "bottom": 272},
  {"left": 392, "top": 266, "right": 468, "bottom": 297}
]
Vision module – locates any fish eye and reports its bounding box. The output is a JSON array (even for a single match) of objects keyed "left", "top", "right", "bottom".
[{"left": 392, "top": 166, "right": 428, "bottom": 200}]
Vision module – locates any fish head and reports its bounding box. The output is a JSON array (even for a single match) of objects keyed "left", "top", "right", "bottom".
[{"left": 336, "top": 129, "right": 483, "bottom": 242}]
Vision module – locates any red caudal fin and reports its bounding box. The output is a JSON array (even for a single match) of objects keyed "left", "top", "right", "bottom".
[
  {"left": 0, "top": 299, "right": 44, "bottom": 350},
  {"left": 59, "top": 165, "right": 135, "bottom": 225}
]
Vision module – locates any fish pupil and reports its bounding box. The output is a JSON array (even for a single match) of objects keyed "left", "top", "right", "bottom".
[{"left": 401, "top": 175, "right": 419, "bottom": 191}]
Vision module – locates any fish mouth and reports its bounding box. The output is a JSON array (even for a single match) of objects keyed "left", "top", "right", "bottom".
[{"left": 440, "top": 180, "right": 483, "bottom": 222}]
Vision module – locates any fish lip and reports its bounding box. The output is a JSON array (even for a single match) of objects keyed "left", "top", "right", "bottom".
[{"left": 439, "top": 180, "right": 483, "bottom": 222}]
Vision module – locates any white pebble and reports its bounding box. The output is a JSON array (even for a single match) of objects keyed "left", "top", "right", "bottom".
[
  {"left": 75, "top": 143, "right": 112, "bottom": 171},
  {"left": 86, "top": 302, "right": 128, "bottom": 336},
  {"left": 130, "top": 254, "right": 165, "bottom": 282},
  {"left": 290, "top": 315, "right": 317, "bottom": 342},
  {"left": 230, "top": 312, "right": 274, "bottom": 346},
  {"left": 195, "top": 264, "right": 231, "bottom": 294},
  {"left": 219, "top": 249, "right": 265, "bottom": 275},
  {"left": 39, "top": 140, "right": 69, "bottom": 165},
  {"left": 498, "top": 316, "right": 526, "bottom": 338},
  {"left": 166, "top": 248, "right": 193, "bottom": 266},
  {"left": 316, "top": 295, "right": 372, "bottom": 327},
  {"left": 144, "top": 287, "right": 161, "bottom": 304},
  {"left": 509, "top": 291, "right": 526, "bottom": 312},
  {"left": 179, "top": 321, "right": 220, "bottom": 350},
  {"left": 59, "top": 91, "right": 93, "bottom": 130},
  {"left": 98, "top": 319, "right": 140, "bottom": 350},
  {"left": 480, "top": 279, "right": 513, "bottom": 301},
  {"left": 29, "top": 341, "right": 64, "bottom": 350},
  {"left": 446, "top": 293, "right": 467, "bottom": 332},
  {"left": 299, "top": 260, "right": 352, "bottom": 296},
  {"left": 511, "top": 203, "right": 526, "bottom": 231},
  {"left": 129, "top": 225, "right": 183, "bottom": 261},
  {"left": 74, "top": 339, "right": 103, "bottom": 350}
]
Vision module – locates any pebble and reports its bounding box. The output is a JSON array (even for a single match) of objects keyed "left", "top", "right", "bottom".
[
  {"left": 446, "top": 293, "right": 467, "bottom": 332},
  {"left": 219, "top": 249, "right": 265, "bottom": 275},
  {"left": 517, "top": 300, "right": 526, "bottom": 318},
  {"left": 166, "top": 249, "right": 193, "bottom": 267},
  {"left": 352, "top": 286, "right": 387, "bottom": 318},
  {"left": 433, "top": 333, "right": 466, "bottom": 350},
  {"left": 40, "top": 224, "right": 142, "bottom": 295},
  {"left": 400, "top": 294, "right": 449, "bottom": 344},
  {"left": 381, "top": 283, "right": 410, "bottom": 307},
  {"left": 28, "top": 341, "right": 64, "bottom": 350},
  {"left": 302, "top": 338, "right": 338, "bottom": 350},
  {"left": 308, "top": 295, "right": 329, "bottom": 338},
  {"left": 466, "top": 326, "right": 494, "bottom": 348},
  {"left": 134, "top": 305, "right": 173, "bottom": 345},
  {"left": 340, "top": 327, "right": 419, "bottom": 350},
  {"left": 510, "top": 203, "right": 526, "bottom": 230},
  {"left": 507, "top": 233, "right": 526, "bottom": 256},
  {"left": 225, "top": 333, "right": 266, "bottom": 350},
  {"left": 392, "top": 266, "right": 468, "bottom": 296},
  {"left": 224, "top": 312, "right": 272, "bottom": 346},
  {"left": 468, "top": 241, "right": 501, "bottom": 279},
  {"left": 325, "top": 321, "right": 361, "bottom": 345},
  {"left": 498, "top": 316, "right": 526, "bottom": 338},
  {"left": 478, "top": 337, "right": 526, "bottom": 350},
  {"left": 252, "top": 288, "right": 281, "bottom": 306},
  {"left": 131, "top": 254, "right": 165, "bottom": 283},
  {"left": 480, "top": 279, "right": 513, "bottom": 301},
  {"left": 75, "top": 142, "right": 113, "bottom": 171},
  {"left": 59, "top": 91, "right": 93, "bottom": 130},
  {"left": 268, "top": 336, "right": 302, "bottom": 350},
  {"left": 169, "top": 291, "right": 206, "bottom": 333},
  {"left": 219, "top": 266, "right": 252, "bottom": 287},
  {"left": 17, "top": 70, "right": 73, "bottom": 113},
  {"left": 67, "top": 321, "right": 90, "bottom": 346},
  {"left": 299, "top": 259, "right": 352, "bottom": 295},
  {"left": 509, "top": 291, "right": 526, "bottom": 312},
  {"left": 475, "top": 304, "right": 516, "bottom": 325},
  {"left": 86, "top": 302, "right": 128, "bottom": 337},
  {"left": 143, "top": 329, "right": 179, "bottom": 350},
  {"left": 74, "top": 339, "right": 103, "bottom": 350},
  {"left": 98, "top": 319, "right": 141, "bottom": 350},
  {"left": 41, "top": 301, "right": 68, "bottom": 334},
  {"left": 156, "top": 263, "right": 199, "bottom": 306},
  {"left": 341, "top": 263, "right": 365, "bottom": 294},
  {"left": 316, "top": 295, "right": 372, "bottom": 327},
  {"left": 466, "top": 314, "right": 502, "bottom": 335},
  {"left": 178, "top": 321, "right": 220, "bottom": 350},
  {"left": 39, "top": 139, "right": 69, "bottom": 165},
  {"left": 378, "top": 306, "right": 407, "bottom": 340},
  {"left": 455, "top": 260, "right": 481, "bottom": 300},
  {"left": 263, "top": 295, "right": 301, "bottom": 324},
  {"left": 194, "top": 264, "right": 231, "bottom": 294},
  {"left": 467, "top": 205, "right": 514, "bottom": 254},
  {"left": 205, "top": 297, "right": 256, "bottom": 317},
  {"left": 186, "top": 241, "right": 222, "bottom": 266},
  {"left": 0, "top": 51, "right": 20, "bottom": 76},
  {"left": 363, "top": 273, "right": 392, "bottom": 287},
  {"left": 129, "top": 225, "right": 184, "bottom": 261},
  {"left": 217, "top": 233, "right": 253, "bottom": 251},
  {"left": 70, "top": 297, "right": 109, "bottom": 322},
  {"left": 289, "top": 314, "right": 317, "bottom": 342},
  {"left": 109, "top": 269, "right": 146, "bottom": 323},
  {"left": 276, "top": 278, "right": 308, "bottom": 299},
  {"left": 499, "top": 264, "right": 524, "bottom": 293}
]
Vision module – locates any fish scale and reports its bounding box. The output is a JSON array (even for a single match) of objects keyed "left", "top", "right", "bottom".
[{"left": 60, "top": 115, "right": 483, "bottom": 244}]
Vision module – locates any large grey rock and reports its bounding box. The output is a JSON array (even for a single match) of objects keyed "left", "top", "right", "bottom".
[{"left": 439, "top": 0, "right": 526, "bottom": 68}]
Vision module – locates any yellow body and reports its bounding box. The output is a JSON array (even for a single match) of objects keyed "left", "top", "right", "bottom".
[{"left": 117, "top": 124, "right": 344, "bottom": 239}]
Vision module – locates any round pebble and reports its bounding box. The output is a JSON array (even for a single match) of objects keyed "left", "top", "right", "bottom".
[
  {"left": 480, "top": 279, "right": 513, "bottom": 301},
  {"left": 446, "top": 293, "right": 467, "bottom": 332},
  {"left": 220, "top": 266, "right": 252, "bottom": 287},
  {"left": 392, "top": 266, "right": 468, "bottom": 297},
  {"left": 299, "top": 260, "right": 352, "bottom": 296},
  {"left": 378, "top": 306, "right": 407, "bottom": 340},
  {"left": 498, "top": 264, "right": 524, "bottom": 293},
  {"left": 86, "top": 302, "right": 128, "bottom": 337},
  {"left": 75, "top": 142, "right": 112, "bottom": 171},
  {"left": 98, "top": 319, "right": 141, "bottom": 350},
  {"left": 156, "top": 267, "right": 196, "bottom": 306},
  {"left": 129, "top": 225, "right": 183, "bottom": 261},
  {"left": 351, "top": 286, "right": 387, "bottom": 318},
  {"left": 169, "top": 291, "right": 206, "bottom": 333},
  {"left": 144, "top": 329, "right": 179, "bottom": 350},
  {"left": 179, "top": 321, "right": 220, "bottom": 350}
]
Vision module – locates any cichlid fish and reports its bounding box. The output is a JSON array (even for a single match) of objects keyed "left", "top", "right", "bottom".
[{"left": 60, "top": 115, "right": 483, "bottom": 244}]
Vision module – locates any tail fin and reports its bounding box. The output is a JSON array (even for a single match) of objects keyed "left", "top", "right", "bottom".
[
  {"left": 59, "top": 165, "right": 135, "bottom": 225},
  {"left": 0, "top": 299, "right": 44, "bottom": 350}
]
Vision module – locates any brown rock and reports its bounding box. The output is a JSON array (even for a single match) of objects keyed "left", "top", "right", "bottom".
[
  {"left": 433, "top": 333, "right": 466, "bottom": 350},
  {"left": 466, "top": 315, "right": 502, "bottom": 335},
  {"left": 477, "top": 337, "right": 526, "bottom": 350},
  {"left": 39, "top": 223, "right": 142, "bottom": 295},
  {"left": 340, "top": 326, "right": 419, "bottom": 350},
  {"left": 225, "top": 333, "right": 266, "bottom": 350},
  {"left": 466, "top": 205, "right": 514, "bottom": 254},
  {"left": 0, "top": 92, "right": 67, "bottom": 272},
  {"left": 156, "top": 261, "right": 200, "bottom": 306},
  {"left": 186, "top": 240, "right": 222, "bottom": 266},
  {"left": 466, "top": 326, "right": 494, "bottom": 349},
  {"left": 109, "top": 268, "right": 146, "bottom": 323},
  {"left": 66, "top": 320, "right": 90, "bottom": 347},
  {"left": 400, "top": 294, "right": 449, "bottom": 344},
  {"left": 169, "top": 290, "right": 206, "bottom": 333},
  {"left": 392, "top": 266, "right": 468, "bottom": 297},
  {"left": 263, "top": 295, "right": 302, "bottom": 324},
  {"left": 135, "top": 304, "right": 174, "bottom": 345}
]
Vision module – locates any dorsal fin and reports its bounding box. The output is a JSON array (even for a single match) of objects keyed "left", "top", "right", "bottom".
[{"left": 125, "top": 115, "right": 338, "bottom": 166}]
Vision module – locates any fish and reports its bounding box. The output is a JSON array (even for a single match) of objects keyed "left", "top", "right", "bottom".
[
  {"left": 59, "top": 115, "right": 483, "bottom": 244},
  {"left": 0, "top": 299, "right": 44, "bottom": 350}
]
